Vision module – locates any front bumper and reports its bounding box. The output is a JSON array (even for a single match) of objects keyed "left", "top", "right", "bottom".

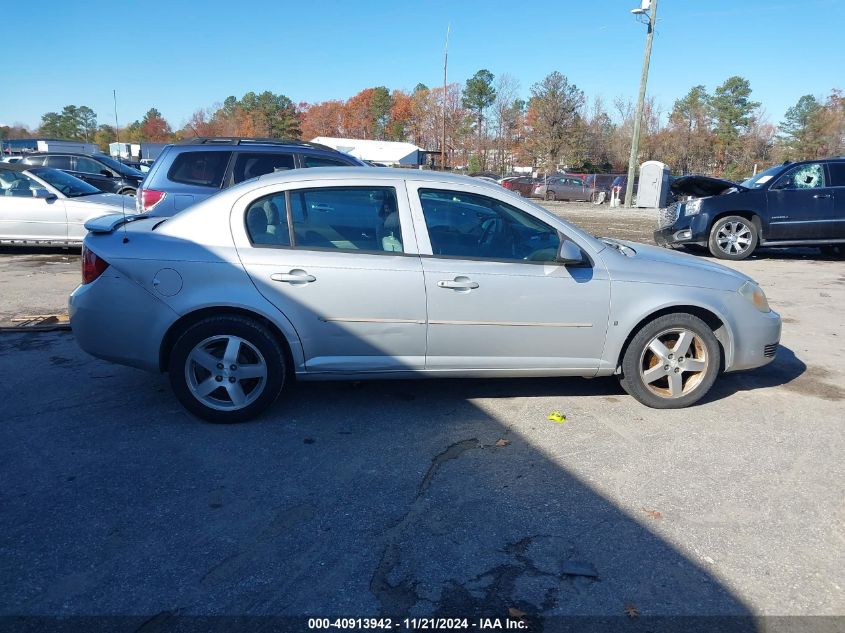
[
  {"left": 726, "top": 306, "right": 782, "bottom": 372},
  {"left": 654, "top": 206, "right": 710, "bottom": 248}
]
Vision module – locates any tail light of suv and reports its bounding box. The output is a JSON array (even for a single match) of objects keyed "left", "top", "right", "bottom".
[
  {"left": 81, "top": 246, "right": 109, "bottom": 284},
  {"left": 137, "top": 188, "right": 166, "bottom": 213}
]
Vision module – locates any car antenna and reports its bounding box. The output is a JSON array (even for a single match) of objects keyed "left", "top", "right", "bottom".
[{"left": 113, "top": 88, "right": 129, "bottom": 243}]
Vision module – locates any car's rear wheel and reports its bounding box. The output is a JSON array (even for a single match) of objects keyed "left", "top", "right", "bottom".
[
  {"left": 545, "top": 191, "right": 556, "bottom": 201},
  {"left": 168, "top": 316, "right": 286, "bottom": 423},
  {"left": 514, "top": 190, "right": 523, "bottom": 197},
  {"left": 619, "top": 313, "right": 720, "bottom": 409},
  {"left": 708, "top": 215, "right": 758, "bottom": 260}
]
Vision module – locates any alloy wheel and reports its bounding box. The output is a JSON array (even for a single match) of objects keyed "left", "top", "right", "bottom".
[
  {"left": 185, "top": 335, "right": 268, "bottom": 411},
  {"left": 716, "top": 221, "right": 752, "bottom": 256},
  {"left": 639, "top": 328, "right": 709, "bottom": 399}
]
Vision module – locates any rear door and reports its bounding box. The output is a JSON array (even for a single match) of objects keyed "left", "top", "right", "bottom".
[
  {"left": 73, "top": 155, "right": 119, "bottom": 193},
  {"left": 233, "top": 178, "right": 427, "bottom": 373},
  {"left": 826, "top": 161, "right": 845, "bottom": 238},
  {"left": 0, "top": 170, "right": 67, "bottom": 241},
  {"left": 407, "top": 182, "right": 611, "bottom": 372},
  {"left": 766, "top": 162, "right": 835, "bottom": 239}
]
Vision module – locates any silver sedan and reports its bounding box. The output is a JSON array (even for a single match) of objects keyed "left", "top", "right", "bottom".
[
  {"left": 0, "top": 164, "right": 134, "bottom": 245},
  {"left": 69, "top": 168, "right": 781, "bottom": 423}
]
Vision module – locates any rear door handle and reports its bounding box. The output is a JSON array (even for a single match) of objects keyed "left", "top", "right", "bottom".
[
  {"left": 437, "top": 277, "right": 479, "bottom": 290},
  {"left": 271, "top": 270, "right": 316, "bottom": 284},
  {"left": 813, "top": 194, "right": 832, "bottom": 199}
]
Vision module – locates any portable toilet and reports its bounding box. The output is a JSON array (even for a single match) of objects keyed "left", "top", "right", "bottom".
[{"left": 637, "top": 160, "right": 670, "bottom": 208}]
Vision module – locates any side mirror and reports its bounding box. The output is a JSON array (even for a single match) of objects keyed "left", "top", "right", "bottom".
[
  {"left": 557, "top": 240, "right": 586, "bottom": 266},
  {"left": 100, "top": 169, "right": 113, "bottom": 178},
  {"left": 34, "top": 188, "right": 57, "bottom": 201}
]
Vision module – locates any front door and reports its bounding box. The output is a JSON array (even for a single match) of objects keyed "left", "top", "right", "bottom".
[
  {"left": 408, "top": 184, "right": 611, "bottom": 372},
  {"left": 766, "top": 162, "right": 836, "bottom": 239},
  {"left": 0, "top": 170, "right": 67, "bottom": 241},
  {"left": 234, "top": 180, "right": 427, "bottom": 373},
  {"left": 73, "top": 156, "right": 119, "bottom": 193}
]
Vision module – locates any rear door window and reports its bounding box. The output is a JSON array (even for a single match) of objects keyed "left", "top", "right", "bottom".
[
  {"left": 167, "top": 151, "right": 232, "bottom": 188},
  {"left": 244, "top": 192, "right": 291, "bottom": 247},
  {"left": 46, "top": 155, "right": 72, "bottom": 170},
  {"left": 232, "top": 152, "right": 295, "bottom": 184},
  {"left": 289, "top": 187, "right": 402, "bottom": 253},
  {"left": 827, "top": 162, "right": 845, "bottom": 187},
  {"left": 302, "top": 155, "right": 351, "bottom": 168}
]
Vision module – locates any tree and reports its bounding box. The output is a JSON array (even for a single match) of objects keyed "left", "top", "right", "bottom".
[
  {"left": 524, "top": 72, "right": 584, "bottom": 171},
  {"left": 300, "top": 100, "right": 346, "bottom": 139},
  {"left": 94, "top": 124, "right": 117, "bottom": 151},
  {"left": 140, "top": 108, "right": 173, "bottom": 142},
  {"left": 344, "top": 88, "right": 376, "bottom": 138},
  {"left": 778, "top": 95, "right": 823, "bottom": 160},
  {"left": 462, "top": 69, "right": 496, "bottom": 169},
  {"left": 370, "top": 86, "right": 392, "bottom": 140},
  {"left": 667, "top": 85, "right": 712, "bottom": 174},
  {"left": 710, "top": 76, "right": 760, "bottom": 174},
  {"left": 38, "top": 112, "right": 64, "bottom": 138},
  {"left": 491, "top": 74, "right": 522, "bottom": 174}
]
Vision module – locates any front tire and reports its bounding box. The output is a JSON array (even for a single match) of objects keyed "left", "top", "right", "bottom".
[
  {"left": 619, "top": 313, "right": 720, "bottom": 409},
  {"left": 545, "top": 191, "right": 556, "bottom": 202},
  {"left": 708, "top": 215, "right": 758, "bottom": 260},
  {"left": 168, "top": 316, "right": 286, "bottom": 423}
]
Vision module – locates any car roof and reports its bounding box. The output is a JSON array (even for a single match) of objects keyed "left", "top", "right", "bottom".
[
  {"left": 254, "top": 166, "right": 503, "bottom": 189},
  {"left": 26, "top": 152, "right": 106, "bottom": 158},
  {"left": 0, "top": 162, "right": 36, "bottom": 173}
]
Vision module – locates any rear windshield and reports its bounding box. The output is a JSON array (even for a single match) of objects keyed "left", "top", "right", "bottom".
[{"left": 167, "top": 151, "right": 231, "bottom": 188}]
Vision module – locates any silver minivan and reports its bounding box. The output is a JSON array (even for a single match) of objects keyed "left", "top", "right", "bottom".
[{"left": 70, "top": 168, "right": 781, "bottom": 423}]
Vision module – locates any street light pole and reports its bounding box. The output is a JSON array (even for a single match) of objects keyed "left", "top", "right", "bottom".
[{"left": 624, "top": 0, "right": 658, "bottom": 208}]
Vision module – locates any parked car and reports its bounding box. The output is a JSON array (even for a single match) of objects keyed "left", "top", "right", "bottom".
[
  {"left": 137, "top": 137, "right": 367, "bottom": 216},
  {"left": 0, "top": 163, "right": 134, "bottom": 245},
  {"left": 70, "top": 168, "right": 781, "bottom": 423},
  {"left": 654, "top": 158, "right": 845, "bottom": 260},
  {"left": 20, "top": 152, "right": 144, "bottom": 196},
  {"left": 532, "top": 176, "right": 595, "bottom": 201},
  {"left": 501, "top": 176, "right": 540, "bottom": 197}
]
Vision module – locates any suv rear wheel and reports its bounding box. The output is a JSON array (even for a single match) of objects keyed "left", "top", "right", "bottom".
[
  {"left": 168, "top": 315, "right": 287, "bottom": 423},
  {"left": 708, "top": 215, "right": 758, "bottom": 260}
]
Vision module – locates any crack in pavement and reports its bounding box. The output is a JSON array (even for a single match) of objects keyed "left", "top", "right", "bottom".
[{"left": 370, "top": 438, "right": 483, "bottom": 616}]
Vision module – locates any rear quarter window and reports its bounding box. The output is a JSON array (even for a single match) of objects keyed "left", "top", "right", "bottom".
[
  {"left": 166, "top": 151, "right": 231, "bottom": 187},
  {"left": 827, "top": 162, "right": 845, "bottom": 187}
]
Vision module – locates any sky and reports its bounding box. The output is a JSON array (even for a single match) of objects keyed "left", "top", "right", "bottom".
[{"left": 2, "top": 0, "right": 843, "bottom": 131}]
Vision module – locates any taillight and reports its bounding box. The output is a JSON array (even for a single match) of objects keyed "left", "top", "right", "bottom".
[
  {"left": 81, "top": 246, "right": 109, "bottom": 284},
  {"left": 138, "top": 188, "right": 166, "bottom": 212}
]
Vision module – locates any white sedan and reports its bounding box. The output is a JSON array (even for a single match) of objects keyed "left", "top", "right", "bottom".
[{"left": 0, "top": 164, "right": 134, "bottom": 245}]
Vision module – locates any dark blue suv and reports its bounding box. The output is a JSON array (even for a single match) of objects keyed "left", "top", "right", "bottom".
[
  {"left": 655, "top": 158, "right": 845, "bottom": 260},
  {"left": 137, "top": 138, "right": 366, "bottom": 216}
]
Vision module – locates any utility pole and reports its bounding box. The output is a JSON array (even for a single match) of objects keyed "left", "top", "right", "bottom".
[
  {"left": 441, "top": 23, "right": 450, "bottom": 171},
  {"left": 624, "top": 0, "right": 658, "bottom": 208}
]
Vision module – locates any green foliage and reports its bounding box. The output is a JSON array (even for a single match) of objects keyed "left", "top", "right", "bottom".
[
  {"left": 711, "top": 76, "right": 760, "bottom": 165},
  {"left": 370, "top": 86, "right": 392, "bottom": 140},
  {"left": 778, "top": 94, "right": 823, "bottom": 159},
  {"left": 527, "top": 71, "right": 585, "bottom": 169},
  {"left": 38, "top": 105, "right": 98, "bottom": 141}
]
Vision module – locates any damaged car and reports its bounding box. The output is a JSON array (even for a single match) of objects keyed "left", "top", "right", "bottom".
[{"left": 655, "top": 158, "right": 845, "bottom": 260}]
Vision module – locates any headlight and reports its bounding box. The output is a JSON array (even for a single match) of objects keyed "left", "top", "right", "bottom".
[
  {"left": 738, "top": 281, "right": 770, "bottom": 312},
  {"left": 685, "top": 198, "right": 702, "bottom": 215}
]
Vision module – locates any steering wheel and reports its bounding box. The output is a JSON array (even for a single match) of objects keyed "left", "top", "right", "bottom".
[{"left": 477, "top": 217, "right": 502, "bottom": 248}]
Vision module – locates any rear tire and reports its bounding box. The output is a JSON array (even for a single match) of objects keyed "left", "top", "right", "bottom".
[
  {"left": 708, "top": 215, "right": 758, "bottom": 260},
  {"left": 545, "top": 191, "right": 556, "bottom": 202},
  {"left": 619, "top": 313, "right": 721, "bottom": 409},
  {"left": 168, "top": 315, "right": 286, "bottom": 423}
]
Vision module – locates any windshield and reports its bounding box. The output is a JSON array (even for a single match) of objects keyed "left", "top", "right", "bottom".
[
  {"left": 31, "top": 167, "right": 101, "bottom": 197},
  {"left": 97, "top": 154, "right": 143, "bottom": 177},
  {"left": 741, "top": 165, "right": 783, "bottom": 189}
]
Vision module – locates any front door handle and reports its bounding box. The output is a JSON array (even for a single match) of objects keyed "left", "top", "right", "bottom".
[
  {"left": 813, "top": 194, "right": 832, "bottom": 199},
  {"left": 271, "top": 269, "right": 316, "bottom": 284},
  {"left": 437, "top": 277, "right": 479, "bottom": 290}
]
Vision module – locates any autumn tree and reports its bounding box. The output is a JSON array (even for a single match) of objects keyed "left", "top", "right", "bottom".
[
  {"left": 140, "top": 108, "right": 173, "bottom": 142},
  {"left": 300, "top": 100, "right": 346, "bottom": 139},
  {"left": 524, "top": 72, "right": 584, "bottom": 172}
]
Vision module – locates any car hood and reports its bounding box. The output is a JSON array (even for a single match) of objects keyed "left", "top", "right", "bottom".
[
  {"left": 68, "top": 192, "right": 135, "bottom": 210},
  {"left": 670, "top": 174, "right": 743, "bottom": 198},
  {"left": 609, "top": 240, "right": 753, "bottom": 289}
]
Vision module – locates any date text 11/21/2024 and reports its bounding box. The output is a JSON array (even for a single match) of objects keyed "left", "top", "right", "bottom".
[{"left": 307, "top": 617, "right": 529, "bottom": 630}]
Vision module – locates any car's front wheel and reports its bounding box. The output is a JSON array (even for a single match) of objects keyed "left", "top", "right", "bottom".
[
  {"left": 168, "top": 315, "right": 287, "bottom": 423},
  {"left": 619, "top": 313, "right": 721, "bottom": 409},
  {"left": 708, "top": 215, "right": 758, "bottom": 260}
]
